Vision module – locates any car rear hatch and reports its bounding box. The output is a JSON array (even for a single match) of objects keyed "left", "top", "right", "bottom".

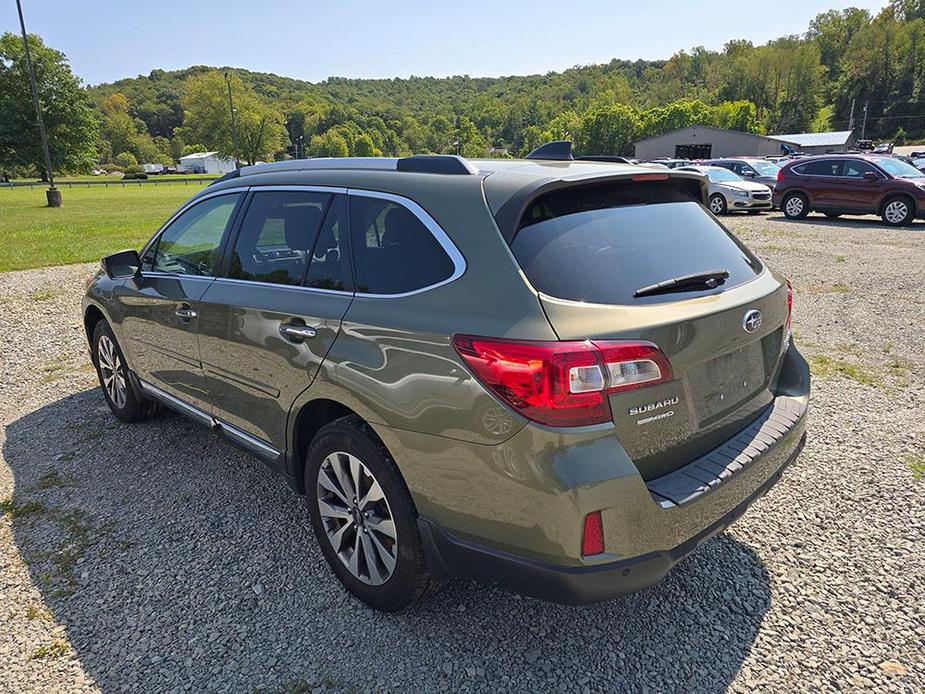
[{"left": 502, "top": 173, "right": 791, "bottom": 481}]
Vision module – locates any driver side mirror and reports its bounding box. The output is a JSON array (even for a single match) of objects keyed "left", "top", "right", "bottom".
[
  {"left": 102, "top": 249, "right": 141, "bottom": 280},
  {"left": 863, "top": 171, "right": 879, "bottom": 181}
]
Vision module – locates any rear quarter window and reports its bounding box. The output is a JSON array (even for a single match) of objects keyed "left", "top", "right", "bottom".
[{"left": 511, "top": 180, "right": 762, "bottom": 305}]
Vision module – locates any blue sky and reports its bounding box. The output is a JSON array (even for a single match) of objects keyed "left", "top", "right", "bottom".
[{"left": 3, "top": 1, "right": 889, "bottom": 86}]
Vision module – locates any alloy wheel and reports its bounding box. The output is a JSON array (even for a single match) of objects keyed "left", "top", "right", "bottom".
[
  {"left": 785, "top": 196, "right": 804, "bottom": 217},
  {"left": 97, "top": 334, "right": 127, "bottom": 409},
  {"left": 884, "top": 200, "right": 908, "bottom": 225},
  {"left": 710, "top": 196, "right": 725, "bottom": 214},
  {"left": 316, "top": 451, "right": 398, "bottom": 586}
]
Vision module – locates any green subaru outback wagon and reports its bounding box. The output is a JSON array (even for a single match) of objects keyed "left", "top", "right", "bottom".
[{"left": 83, "top": 148, "right": 809, "bottom": 611}]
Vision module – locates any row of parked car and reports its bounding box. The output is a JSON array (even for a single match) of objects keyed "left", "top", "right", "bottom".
[{"left": 639, "top": 153, "right": 925, "bottom": 227}]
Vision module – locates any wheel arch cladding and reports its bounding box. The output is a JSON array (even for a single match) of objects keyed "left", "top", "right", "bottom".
[
  {"left": 84, "top": 304, "right": 106, "bottom": 345},
  {"left": 291, "top": 399, "right": 386, "bottom": 494}
]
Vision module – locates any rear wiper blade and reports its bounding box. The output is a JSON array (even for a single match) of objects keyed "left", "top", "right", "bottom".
[{"left": 634, "top": 269, "right": 730, "bottom": 298}]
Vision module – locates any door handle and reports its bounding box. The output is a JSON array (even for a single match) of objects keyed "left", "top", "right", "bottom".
[
  {"left": 279, "top": 324, "right": 317, "bottom": 342},
  {"left": 175, "top": 305, "right": 197, "bottom": 320}
]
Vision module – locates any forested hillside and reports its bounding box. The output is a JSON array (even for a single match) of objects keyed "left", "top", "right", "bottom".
[{"left": 3, "top": 2, "right": 924, "bottom": 176}]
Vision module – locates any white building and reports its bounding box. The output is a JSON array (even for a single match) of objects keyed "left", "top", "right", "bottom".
[{"left": 177, "top": 152, "right": 236, "bottom": 174}]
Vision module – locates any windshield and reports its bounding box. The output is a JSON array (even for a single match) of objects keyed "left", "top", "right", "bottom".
[
  {"left": 874, "top": 157, "right": 924, "bottom": 179},
  {"left": 749, "top": 161, "right": 781, "bottom": 176},
  {"left": 704, "top": 168, "right": 744, "bottom": 183}
]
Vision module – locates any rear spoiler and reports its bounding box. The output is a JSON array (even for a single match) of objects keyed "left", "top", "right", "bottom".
[{"left": 492, "top": 169, "right": 710, "bottom": 244}]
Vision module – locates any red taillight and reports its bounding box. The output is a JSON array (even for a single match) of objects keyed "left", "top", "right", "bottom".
[
  {"left": 777, "top": 168, "right": 785, "bottom": 183},
  {"left": 452, "top": 335, "right": 672, "bottom": 427},
  {"left": 632, "top": 173, "right": 670, "bottom": 181},
  {"left": 582, "top": 511, "right": 605, "bottom": 556},
  {"left": 786, "top": 279, "right": 793, "bottom": 327}
]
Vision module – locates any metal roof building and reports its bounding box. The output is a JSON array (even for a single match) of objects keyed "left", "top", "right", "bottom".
[
  {"left": 634, "top": 125, "right": 799, "bottom": 160},
  {"left": 767, "top": 131, "right": 855, "bottom": 154},
  {"left": 634, "top": 126, "right": 856, "bottom": 159}
]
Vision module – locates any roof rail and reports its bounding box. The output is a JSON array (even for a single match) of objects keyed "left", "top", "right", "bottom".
[
  {"left": 397, "top": 154, "right": 479, "bottom": 175},
  {"left": 238, "top": 158, "right": 399, "bottom": 177},
  {"left": 224, "top": 155, "right": 479, "bottom": 179},
  {"left": 575, "top": 155, "right": 631, "bottom": 164}
]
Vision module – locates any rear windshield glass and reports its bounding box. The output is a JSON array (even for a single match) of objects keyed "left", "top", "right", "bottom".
[{"left": 512, "top": 181, "right": 762, "bottom": 305}]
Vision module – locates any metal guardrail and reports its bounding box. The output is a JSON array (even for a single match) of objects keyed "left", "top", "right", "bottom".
[{"left": 2, "top": 177, "right": 216, "bottom": 189}]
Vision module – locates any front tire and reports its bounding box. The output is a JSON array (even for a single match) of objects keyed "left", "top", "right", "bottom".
[
  {"left": 782, "top": 192, "right": 809, "bottom": 219},
  {"left": 92, "top": 321, "right": 158, "bottom": 422},
  {"left": 305, "top": 415, "right": 442, "bottom": 611},
  {"left": 881, "top": 196, "right": 914, "bottom": 226},
  {"left": 709, "top": 193, "right": 728, "bottom": 215}
]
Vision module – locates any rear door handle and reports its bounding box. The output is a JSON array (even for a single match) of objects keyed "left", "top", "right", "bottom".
[
  {"left": 175, "top": 304, "right": 197, "bottom": 320},
  {"left": 279, "top": 325, "right": 317, "bottom": 342}
]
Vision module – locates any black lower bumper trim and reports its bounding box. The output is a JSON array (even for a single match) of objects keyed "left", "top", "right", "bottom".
[{"left": 418, "top": 432, "right": 805, "bottom": 605}]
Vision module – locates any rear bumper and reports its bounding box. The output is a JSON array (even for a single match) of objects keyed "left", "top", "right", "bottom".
[
  {"left": 413, "top": 345, "right": 809, "bottom": 604},
  {"left": 419, "top": 432, "right": 804, "bottom": 604}
]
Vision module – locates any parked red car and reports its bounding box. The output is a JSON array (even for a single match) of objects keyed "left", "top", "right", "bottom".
[{"left": 773, "top": 155, "right": 925, "bottom": 226}]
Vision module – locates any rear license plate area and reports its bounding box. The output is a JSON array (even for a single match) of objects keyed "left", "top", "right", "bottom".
[{"left": 691, "top": 342, "right": 767, "bottom": 421}]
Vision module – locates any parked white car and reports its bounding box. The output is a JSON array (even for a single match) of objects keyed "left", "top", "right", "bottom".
[{"left": 678, "top": 165, "right": 773, "bottom": 215}]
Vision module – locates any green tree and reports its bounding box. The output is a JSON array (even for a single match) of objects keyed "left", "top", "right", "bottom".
[
  {"left": 308, "top": 129, "right": 349, "bottom": 157},
  {"left": 182, "top": 70, "right": 286, "bottom": 165},
  {"left": 352, "top": 133, "right": 382, "bottom": 157},
  {"left": 577, "top": 103, "right": 640, "bottom": 155},
  {"left": 114, "top": 151, "right": 137, "bottom": 168},
  {"left": 0, "top": 33, "right": 98, "bottom": 178}
]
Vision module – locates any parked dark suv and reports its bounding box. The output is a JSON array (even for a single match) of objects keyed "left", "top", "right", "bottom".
[
  {"left": 84, "top": 151, "right": 809, "bottom": 611},
  {"left": 774, "top": 154, "right": 925, "bottom": 226}
]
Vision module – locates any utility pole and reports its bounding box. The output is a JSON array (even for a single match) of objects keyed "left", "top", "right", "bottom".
[
  {"left": 860, "top": 100, "right": 869, "bottom": 141},
  {"left": 848, "top": 97, "right": 856, "bottom": 132},
  {"left": 224, "top": 71, "right": 240, "bottom": 169},
  {"left": 16, "top": 0, "right": 60, "bottom": 207}
]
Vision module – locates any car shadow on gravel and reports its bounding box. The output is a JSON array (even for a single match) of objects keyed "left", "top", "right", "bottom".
[
  {"left": 5, "top": 388, "right": 772, "bottom": 693},
  {"left": 766, "top": 214, "right": 924, "bottom": 230}
]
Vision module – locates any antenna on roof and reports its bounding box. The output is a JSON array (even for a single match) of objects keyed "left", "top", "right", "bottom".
[{"left": 525, "top": 140, "right": 574, "bottom": 161}]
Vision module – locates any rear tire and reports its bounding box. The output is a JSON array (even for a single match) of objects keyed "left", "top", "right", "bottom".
[
  {"left": 709, "top": 193, "right": 728, "bottom": 215},
  {"left": 782, "top": 192, "right": 809, "bottom": 219},
  {"left": 881, "top": 195, "right": 914, "bottom": 226},
  {"left": 305, "top": 415, "right": 443, "bottom": 611},
  {"left": 92, "top": 321, "right": 158, "bottom": 422}
]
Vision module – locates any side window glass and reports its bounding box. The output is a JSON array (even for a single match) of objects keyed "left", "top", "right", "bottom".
[
  {"left": 843, "top": 161, "right": 878, "bottom": 178},
  {"left": 305, "top": 196, "right": 351, "bottom": 291},
  {"left": 803, "top": 160, "right": 843, "bottom": 177},
  {"left": 349, "top": 196, "right": 455, "bottom": 295},
  {"left": 228, "top": 191, "right": 329, "bottom": 286},
  {"left": 153, "top": 194, "right": 241, "bottom": 276}
]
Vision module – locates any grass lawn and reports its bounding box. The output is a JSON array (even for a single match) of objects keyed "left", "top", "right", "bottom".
[
  {"left": 8, "top": 173, "right": 222, "bottom": 183},
  {"left": 0, "top": 182, "right": 211, "bottom": 272}
]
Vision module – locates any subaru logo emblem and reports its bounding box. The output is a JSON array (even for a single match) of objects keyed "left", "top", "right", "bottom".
[{"left": 742, "top": 309, "right": 762, "bottom": 333}]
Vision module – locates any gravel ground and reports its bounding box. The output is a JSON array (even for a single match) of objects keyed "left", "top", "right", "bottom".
[{"left": 1, "top": 213, "right": 923, "bottom": 693}]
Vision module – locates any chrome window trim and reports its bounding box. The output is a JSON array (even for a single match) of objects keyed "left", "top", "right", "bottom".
[
  {"left": 136, "top": 183, "right": 466, "bottom": 299},
  {"left": 346, "top": 188, "right": 467, "bottom": 299},
  {"left": 209, "top": 276, "right": 353, "bottom": 297}
]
